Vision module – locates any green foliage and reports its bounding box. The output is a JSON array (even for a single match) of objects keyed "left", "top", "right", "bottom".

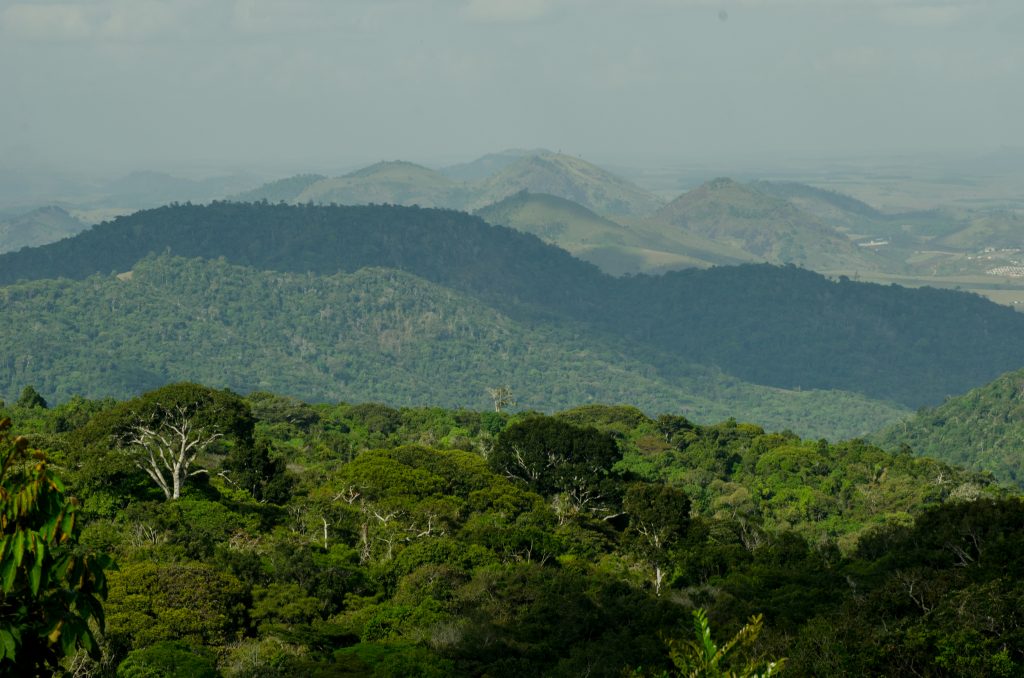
[
  {"left": 16, "top": 385, "right": 47, "bottom": 409},
  {"left": 662, "top": 608, "right": 785, "bottom": 678},
  {"left": 116, "top": 640, "right": 219, "bottom": 678},
  {"left": 873, "top": 367, "right": 1024, "bottom": 486},
  {"left": 0, "top": 418, "right": 113, "bottom": 673},
  {"left": 491, "top": 416, "right": 624, "bottom": 518}
]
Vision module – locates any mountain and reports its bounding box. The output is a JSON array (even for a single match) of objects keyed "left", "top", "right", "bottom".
[
  {"left": 750, "top": 180, "right": 885, "bottom": 235},
  {"left": 295, "top": 161, "right": 468, "bottom": 208},
  {"left": 935, "top": 210, "right": 1024, "bottom": 251},
  {"left": 231, "top": 173, "right": 326, "bottom": 203},
  {"left": 652, "top": 178, "right": 890, "bottom": 271},
  {"left": 872, "top": 368, "right": 1024, "bottom": 486},
  {"left": 1, "top": 202, "right": 1022, "bottom": 408},
  {"left": 0, "top": 254, "right": 907, "bottom": 438},
  {"left": 0, "top": 206, "right": 88, "bottom": 253},
  {"left": 471, "top": 152, "right": 664, "bottom": 217},
  {"left": 440, "top": 148, "right": 546, "bottom": 182},
  {"left": 476, "top": 190, "right": 706, "bottom": 275}
]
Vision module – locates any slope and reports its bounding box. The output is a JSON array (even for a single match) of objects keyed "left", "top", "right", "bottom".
[
  {"left": 872, "top": 368, "right": 1024, "bottom": 486},
  {"left": 296, "top": 161, "right": 468, "bottom": 208},
  {"left": 471, "top": 152, "right": 664, "bottom": 217},
  {"left": 476, "top": 190, "right": 706, "bottom": 275},
  {"left": 1, "top": 202, "right": 1023, "bottom": 408},
  {"left": 652, "top": 178, "right": 890, "bottom": 272},
  {"left": 0, "top": 254, "right": 907, "bottom": 439},
  {"left": 232, "top": 174, "right": 326, "bottom": 203},
  {"left": 0, "top": 206, "right": 89, "bottom": 253}
]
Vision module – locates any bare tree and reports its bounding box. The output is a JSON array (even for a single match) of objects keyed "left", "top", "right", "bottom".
[
  {"left": 126, "top": 404, "right": 222, "bottom": 501},
  {"left": 487, "top": 385, "right": 516, "bottom": 412}
]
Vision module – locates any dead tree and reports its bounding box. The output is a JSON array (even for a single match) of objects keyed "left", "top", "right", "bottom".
[{"left": 126, "top": 404, "right": 222, "bottom": 501}]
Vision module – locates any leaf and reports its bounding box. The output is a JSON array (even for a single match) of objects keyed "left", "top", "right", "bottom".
[
  {"left": 28, "top": 559, "right": 42, "bottom": 596},
  {"left": 12, "top": 531, "right": 25, "bottom": 567},
  {"left": 0, "top": 556, "right": 16, "bottom": 592},
  {"left": 0, "top": 629, "right": 15, "bottom": 661}
]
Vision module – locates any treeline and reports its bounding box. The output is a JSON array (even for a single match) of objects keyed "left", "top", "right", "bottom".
[
  {"left": 3, "top": 386, "right": 1021, "bottom": 676},
  {"left": 1, "top": 202, "right": 1022, "bottom": 407}
]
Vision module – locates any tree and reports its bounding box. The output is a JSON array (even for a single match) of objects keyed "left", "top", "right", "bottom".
[
  {"left": 113, "top": 383, "right": 253, "bottom": 501},
  {"left": 0, "top": 418, "right": 113, "bottom": 674},
  {"left": 623, "top": 483, "right": 691, "bottom": 596},
  {"left": 487, "top": 385, "right": 516, "bottom": 413},
  {"left": 489, "top": 416, "right": 623, "bottom": 520},
  {"left": 16, "top": 385, "right": 47, "bottom": 409}
]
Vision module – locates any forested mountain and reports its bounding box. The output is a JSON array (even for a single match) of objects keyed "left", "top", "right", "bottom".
[
  {"left": 1, "top": 202, "right": 1022, "bottom": 409},
  {"left": 294, "top": 162, "right": 469, "bottom": 209},
  {"left": 652, "top": 178, "right": 891, "bottom": 272},
  {"left": 0, "top": 254, "right": 907, "bottom": 439},
  {"left": 0, "top": 205, "right": 88, "bottom": 253},
  {"left": 5, "top": 389, "right": 1020, "bottom": 676},
  {"left": 873, "top": 367, "right": 1024, "bottom": 486},
  {"left": 471, "top": 152, "right": 664, "bottom": 216}
]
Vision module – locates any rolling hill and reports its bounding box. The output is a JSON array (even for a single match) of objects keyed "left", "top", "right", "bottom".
[
  {"left": 295, "top": 161, "right": 468, "bottom": 208},
  {"left": 873, "top": 368, "right": 1024, "bottom": 486},
  {"left": 475, "top": 190, "right": 706, "bottom": 274},
  {"left": 471, "top": 152, "right": 664, "bottom": 217},
  {"left": 651, "top": 178, "right": 891, "bottom": 271},
  {"left": 0, "top": 205, "right": 89, "bottom": 253},
  {"left": 1, "top": 202, "right": 1022, "bottom": 409},
  {"left": 231, "top": 173, "right": 326, "bottom": 203},
  {"left": 0, "top": 253, "right": 907, "bottom": 438}
]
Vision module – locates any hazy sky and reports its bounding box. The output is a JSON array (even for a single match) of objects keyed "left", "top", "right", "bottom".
[{"left": 2, "top": 0, "right": 1023, "bottom": 174}]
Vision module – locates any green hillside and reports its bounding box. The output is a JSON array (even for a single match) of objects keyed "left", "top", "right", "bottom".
[
  {"left": 0, "top": 254, "right": 908, "bottom": 439},
  {"left": 652, "top": 178, "right": 891, "bottom": 272},
  {"left": 873, "top": 368, "right": 1024, "bottom": 486},
  {"left": 296, "top": 161, "right": 468, "bottom": 208},
  {"left": 232, "top": 173, "right": 326, "bottom": 203},
  {"left": 2, "top": 203, "right": 1023, "bottom": 408},
  {"left": 471, "top": 152, "right": 664, "bottom": 217},
  {"left": 0, "top": 205, "right": 88, "bottom": 253}
]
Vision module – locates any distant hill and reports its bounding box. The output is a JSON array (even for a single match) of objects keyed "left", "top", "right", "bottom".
[
  {"left": 0, "top": 254, "right": 909, "bottom": 438},
  {"left": 1, "top": 202, "right": 1022, "bottom": 408},
  {"left": 0, "top": 206, "right": 88, "bottom": 253},
  {"left": 936, "top": 210, "right": 1024, "bottom": 251},
  {"left": 100, "top": 170, "right": 259, "bottom": 208},
  {"left": 475, "top": 191, "right": 680, "bottom": 273},
  {"left": 472, "top": 153, "right": 664, "bottom": 217},
  {"left": 872, "top": 368, "right": 1024, "bottom": 486},
  {"left": 232, "top": 174, "right": 326, "bottom": 203},
  {"left": 652, "top": 178, "right": 890, "bottom": 271},
  {"left": 440, "top": 148, "right": 546, "bottom": 182},
  {"left": 295, "top": 161, "right": 468, "bottom": 208}
]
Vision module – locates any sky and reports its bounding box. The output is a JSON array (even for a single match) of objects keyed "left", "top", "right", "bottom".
[{"left": 1, "top": 0, "right": 1023, "bottom": 175}]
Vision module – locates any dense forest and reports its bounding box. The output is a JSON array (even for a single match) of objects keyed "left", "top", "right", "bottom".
[
  {"left": 1, "top": 202, "right": 1023, "bottom": 409},
  {"left": 874, "top": 367, "right": 1024, "bottom": 486},
  {"left": 0, "top": 254, "right": 907, "bottom": 440},
  {"left": 3, "top": 383, "right": 1021, "bottom": 676}
]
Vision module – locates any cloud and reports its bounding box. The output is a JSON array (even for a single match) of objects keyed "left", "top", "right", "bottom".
[{"left": 462, "top": 0, "right": 554, "bottom": 23}]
